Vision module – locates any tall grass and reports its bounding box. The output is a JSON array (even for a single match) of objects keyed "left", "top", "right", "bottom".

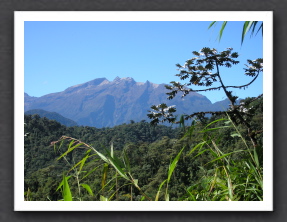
[
  {"left": 183, "top": 115, "right": 263, "bottom": 201},
  {"left": 47, "top": 114, "right": 262, "bottom": 201},
  {"left": 53, "top": 136, "right": 152, "bottom": 201}
]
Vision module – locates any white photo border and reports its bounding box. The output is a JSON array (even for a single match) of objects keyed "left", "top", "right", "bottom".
[{"left": 15, "top": 11, "right": 273, "bottom": 211}]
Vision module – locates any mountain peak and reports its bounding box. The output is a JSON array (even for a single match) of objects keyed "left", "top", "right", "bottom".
[
  {"left": 145, "top": 80, "right": 160, "bottom": 88},
  {"left": 121, "top": 77, "right": 134, "bottom": 81},
  {"left": 113, "top": 76, "right": 121, "bottom": 82},
  {"left": 88, "top": 78, "right": 108, "bottom": 85},
  {"left": 113, "top": 76, "right": 135, "bottom": 82},
  {"left": 24, "top": 76, "right": 230, "bottom": 128},
  {"left": 112, "top": 77, "right": 136, "bottom": 85}
]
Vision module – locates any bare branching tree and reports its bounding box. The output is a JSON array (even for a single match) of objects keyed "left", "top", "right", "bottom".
[{"left": 147, "top": 47, "right": 263, "bottom": 147}]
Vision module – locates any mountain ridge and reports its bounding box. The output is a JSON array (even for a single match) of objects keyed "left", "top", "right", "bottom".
[
  {"left": 24, "top": 109, "right": 78, "bottom": 127},
  {"left": 24, "top": 77, "right": 231, "bottom": 128}
]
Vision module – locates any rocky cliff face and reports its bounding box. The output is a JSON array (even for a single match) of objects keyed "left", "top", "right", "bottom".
[{"left": 24, "top": 77, "right": 228, "bottom": 128}]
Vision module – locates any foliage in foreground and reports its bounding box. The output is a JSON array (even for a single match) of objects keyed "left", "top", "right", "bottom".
[
  {"left": 148, "top": 47, "right": 263, "bottom": 149},
  {"left": 53, "top": 116, "right": 262, "bottom": 201},
  {"left": 24, "top": 97, "right": 262, "bottom": 201},
  {"left": 208, "top": 21, "right": 263, "bottom": 44}
]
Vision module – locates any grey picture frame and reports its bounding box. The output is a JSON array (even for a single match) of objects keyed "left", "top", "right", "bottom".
[{"left": 1, "top": 0, "right": 285, "bottom": 221}]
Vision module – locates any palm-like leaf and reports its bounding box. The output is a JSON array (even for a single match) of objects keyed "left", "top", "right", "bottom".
[{"left": 209, "top": 21, "right": 263, "bottom": 44}]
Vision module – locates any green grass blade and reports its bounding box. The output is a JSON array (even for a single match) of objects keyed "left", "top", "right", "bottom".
[
  {"left": 56, "top": 180, "right": 64, "bottom": 192},
  {"left": 105, "top": 152, "right": 129, "bottom": 180},
  {"left": 200, "top": 126, "right": 230, "bottom": 133},
  {"left": 107, "top": 182, "right": 134, "bottom": 201},
  {"left": 102, "top": 147, "right": 130, "bottom": 180},
  {"left": 257, "top": 23, "right": 263, "bottom": 36},
  {"left": 230, "top": 133, "right": 240, "bottom": 138},
  {"left": 123, "top": 150, "right": 131, "bottom": 173},
  {"left": 56, "top": 175, "right": 72, "bottom": 192},
  {"left": 250, "top": 21, "right": 258, "bottom": 35},
  {"left": 54, "top": 139, "right": 64, "bottom": 154},
  {"left": 167, "top": 147, "right": 185, "bottom": 182},
  {"left": 241, "top": 21, "right": 253, "bottom": 44},
  {"left": 204, "top": 150, "right": 245, "bottom": 166},
  {"left": 179, "top": 114, "right": 185, "bottom": 129},
  {"left": 188, "top": 141, "right": 206, "bottom": 156},
  {"left": 110, "top": 142, "right": 114, "bottom": 158},
  {"left": 227, "top": 177, "right": 234, "bottom": 201},
  {"left": 208, "top": 21, "right": 217, "bottom": 29},
  {"left": 180, "top": 121, "right": 196, "bottom": 141},
  {"left": 79, "top": 150, "right": 92, "bottom": 172},
  {"left": 80, "top": 164, "right": 102, "bottom": 181},
  {"left": 110, "top": 159, "right": 129, "bottom": 180},
  {"left": 80, "top": 183, "right": 94, "bottom": 196},
  {"left": 63, "top": 175, "right": 72, "bottom": 201},
  {"left": 96, "top": 151, "right": 110, "bottom": 163},
  {"left": 155, "top": 179, "right": 167, "bottom": 201},
  {"left": 100, "top": 195, "right": 108, "bottom": 201},
  {"left": 253, "top": 148, "right": 260, "bottom": 168},
  {"left": 89, "top": 145, "right": 111, "bottom": 163},
  {"left": 104, "top": 150, "right": 129, "bottom": 180},
  {"left": 165, "top": 193, "right": 169, "bottom": 201},
  {"left": 248, "top": 161, "right": 263, "bottom": 189},
  {"left": 191, "top": 149, "right": 210, "bottom": 160},
  {"left": 96, "top": 175, "right": 118, "bottom": 197},
  {"left": 101, "top": 163, "right": 109, "bottom": 189},
  {"left": 203, "top": 118, "right": 227, "bottom": 129},
  {"left": 187, "top": 190, "right": 197, "bottom": 201},
  {"left": 57, "top": 142, "right": 83, "bottom": 161},
  {"left": 133, "top": 179, "right": 138, "bottom": 187},
  {"left": 78, "top": 155, "right": 95, "bottom": 173},
  {"left": 68, "top": 151, "right": 94, "bottom": 173},
  {"left": 219, "top": 21, "right": 228, "bottom": 41}
]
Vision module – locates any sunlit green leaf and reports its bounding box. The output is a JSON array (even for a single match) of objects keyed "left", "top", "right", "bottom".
[
  {"left": 101, "top": 163, "right": 109, "bottom": 189},
  {"left": 57, "top": 142, "right": 83, "bottom": 161},
  {"left": 219, "top": 21, "right": 228, "bottom": 41},
  {"left": 63, "top": 175, "right": 72, "bottom": 201},
  {"left": 168, "top": 146, "right": 185, "bottom": 182},
  {"left": 100, "top": 195, "right": 108, "bottom": 201},
  {"left": 155, "top": 179, "right": 167, "bottom": 201},
  {"left": 81, "top": 183, "right": 94, "bottom": 196}
]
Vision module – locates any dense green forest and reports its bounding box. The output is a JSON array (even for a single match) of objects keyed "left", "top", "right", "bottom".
[{"left": 24, "top": 96, "right": 263, "bottom": 201}]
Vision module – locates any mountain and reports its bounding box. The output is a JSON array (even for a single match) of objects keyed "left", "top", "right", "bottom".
[
  {"left": 24, "top": 77, "right": 231, "bottom": 128},
  {"left": 24, "top": 109, "right": 78, "bottom": 127}
]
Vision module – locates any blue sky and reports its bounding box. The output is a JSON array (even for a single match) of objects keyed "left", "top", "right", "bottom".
[{"left": 24, "top": 21, "right": 263, "bottom": 103}]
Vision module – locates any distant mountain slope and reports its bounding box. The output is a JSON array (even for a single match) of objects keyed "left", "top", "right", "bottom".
[
  {"left": 24, "top": 77, "right": 231, "bottom": 128},
  {"left": 24, "top": 109, "right": 78, "bottom": 127}
]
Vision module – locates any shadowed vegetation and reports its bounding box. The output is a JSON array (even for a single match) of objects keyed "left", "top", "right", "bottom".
[{"left": 24, "top": 95, "right": 262, "bottom": 201}]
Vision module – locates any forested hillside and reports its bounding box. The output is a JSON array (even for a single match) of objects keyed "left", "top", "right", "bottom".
[
  {"left": 24, "top": 109, "right": 78, "bottom": 127},
  {"left": 24, "top": 97, "right": 263, "bottom": 201}
]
